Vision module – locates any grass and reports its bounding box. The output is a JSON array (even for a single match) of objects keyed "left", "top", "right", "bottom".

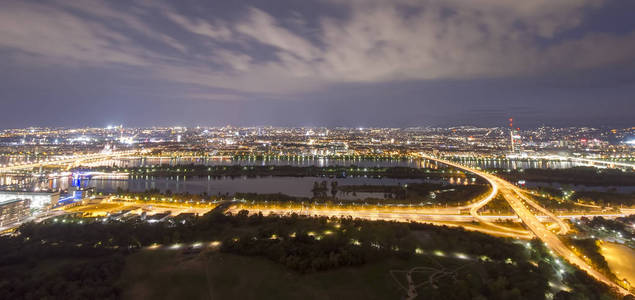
[
  {"left": 120, "top": 250, "right": 209, "bottom": 299},
  {"left": 118, "top": 249, "right": 464, "bottom": 299}
]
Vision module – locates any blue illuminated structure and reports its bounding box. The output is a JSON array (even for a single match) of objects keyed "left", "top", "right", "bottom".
[{"left": 54, "top": 171, "right": 94, "bottom": 207}]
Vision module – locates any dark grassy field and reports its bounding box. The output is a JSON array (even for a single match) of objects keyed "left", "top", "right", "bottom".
[{"left": 120, "top": 250, "right": 409, "bottom": 299}]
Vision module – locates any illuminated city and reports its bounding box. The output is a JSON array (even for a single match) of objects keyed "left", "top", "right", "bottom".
[{"left": 1, "top": 1, "right": 634, "bottom": 299}]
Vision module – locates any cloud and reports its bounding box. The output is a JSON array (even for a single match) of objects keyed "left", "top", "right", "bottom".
[
  {"left": 166, "top": 11, "right": 233, "bottom": 41},
  {"left": 0, "top": 2, "right": 149, "bottom": 67},
  {"left": 428, "top": 0, "right": 605, "bottom": 37},
  {"left": 235, "top": 7, "right": 321, "bottom": 61},
  {"left": 0, "top": 0, "right": 633, "bottom": 98}
]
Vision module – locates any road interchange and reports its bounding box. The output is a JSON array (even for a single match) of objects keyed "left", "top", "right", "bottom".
[
  {"left": 422, "top": 154, "right": 631, "bottom": 295},
  {"left": 2, "top": 150, "right": 630, "bottom": 294}
]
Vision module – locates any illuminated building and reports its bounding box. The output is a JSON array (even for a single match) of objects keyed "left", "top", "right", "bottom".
[
  {"left": 0, "top": 191, "right": 59, "bottom": 209},
  {"left": 0, "top": 198, "right": 31, "bottom": 227}
]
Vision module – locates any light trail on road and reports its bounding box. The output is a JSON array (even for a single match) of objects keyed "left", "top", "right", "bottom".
[
  {"left": 16, "top": 149, "right": 628, "bottom": 294},
  {"left": 513, "top": 189, "right": 570, "bottom": 235},
  {"left": 226, "top": 206, "right": 534, "bottom": 239},
  {"left": 423, "top": 155, "right": 535, "bottom": 237},
  {"left": 424, "top": 155, "right": 632, "bottom": 296}
]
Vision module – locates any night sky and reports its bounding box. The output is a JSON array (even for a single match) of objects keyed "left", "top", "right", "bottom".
[{"left": 1, "top": 0, "right": 634, "bottom": 128}]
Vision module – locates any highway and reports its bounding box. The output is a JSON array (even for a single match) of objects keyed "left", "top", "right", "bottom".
[
  {"left": 6, "top": 149, "right": 628, "bottom": 294},
  {"left": 513, "top": 189, "right": 570, "bottom": 235},
  {"left": 423, "top": 155, "right": 631, "bottom": 295},
  {"left": 422, "top": 155, "right": 542, "bottom": 237},
  {"left": 226, "top": 206, "right": 534, "bottom": 239}
]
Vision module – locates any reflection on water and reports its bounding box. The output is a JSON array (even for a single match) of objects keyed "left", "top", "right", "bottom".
[
  {"left": 87, "top": 176, "right": 430, "bottom": 199},
  {"left": 3, "top": 158, "right": 632, "bottom": 199},
  {"left": 2, "top": 169, "right": 472, "bottom": 200},
  {"left": 0, "top": 174, "right": 74, "bottom": 191},
  {"left": 1, "top": 158, "right": 439, "bottom": 194},
  {"left": 456, "top": 158, "right": 589, "bottom": 169},
  {"left": 66, "top": 158, "right": 454, "bottom": 199},
  {"left": 2, "top": 174, "right": 441, "bottom": 200}
]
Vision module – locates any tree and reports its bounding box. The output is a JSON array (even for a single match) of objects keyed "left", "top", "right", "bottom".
[{"left": 331, "top": 181, "right": 338, "bottom": 198}]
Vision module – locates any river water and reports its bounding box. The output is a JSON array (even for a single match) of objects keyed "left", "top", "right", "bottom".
[
  {"left": 2, "top": 158, "right": 632, "bottom": 198},
  {"left": 86, "top": 176, "right": 433, "bottom": 199},
  {"left": 1, "top": 173, "right": 472, "bottom": 200}
]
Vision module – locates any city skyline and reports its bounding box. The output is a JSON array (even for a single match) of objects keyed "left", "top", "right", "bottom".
[
  {"left": 1, "top": 0, "right": 635, "bottom": 128},
  {"left": 1, "top": 2, "right": 634, "bottom": 298}
]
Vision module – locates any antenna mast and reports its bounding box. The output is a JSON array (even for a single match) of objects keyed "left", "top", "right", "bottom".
[{"left": 509, "top": 118, "right": 515, "bottom": 153}]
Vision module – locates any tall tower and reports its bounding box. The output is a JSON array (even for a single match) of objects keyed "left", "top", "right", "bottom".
[{"left": 509, "top": 118, "right": 515, "bottom": 153}]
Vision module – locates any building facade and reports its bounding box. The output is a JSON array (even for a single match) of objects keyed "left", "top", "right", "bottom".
[
  {"left": 0, "top": 198, "right": 31, "bottom": 227},
  {"left": 0, "top": 191, "right": 59, "bottom": 209}
]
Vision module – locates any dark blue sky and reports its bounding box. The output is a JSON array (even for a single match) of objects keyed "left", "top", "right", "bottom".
[{"left": 0, "top": 0, "right": 634, "bottom": 129}]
